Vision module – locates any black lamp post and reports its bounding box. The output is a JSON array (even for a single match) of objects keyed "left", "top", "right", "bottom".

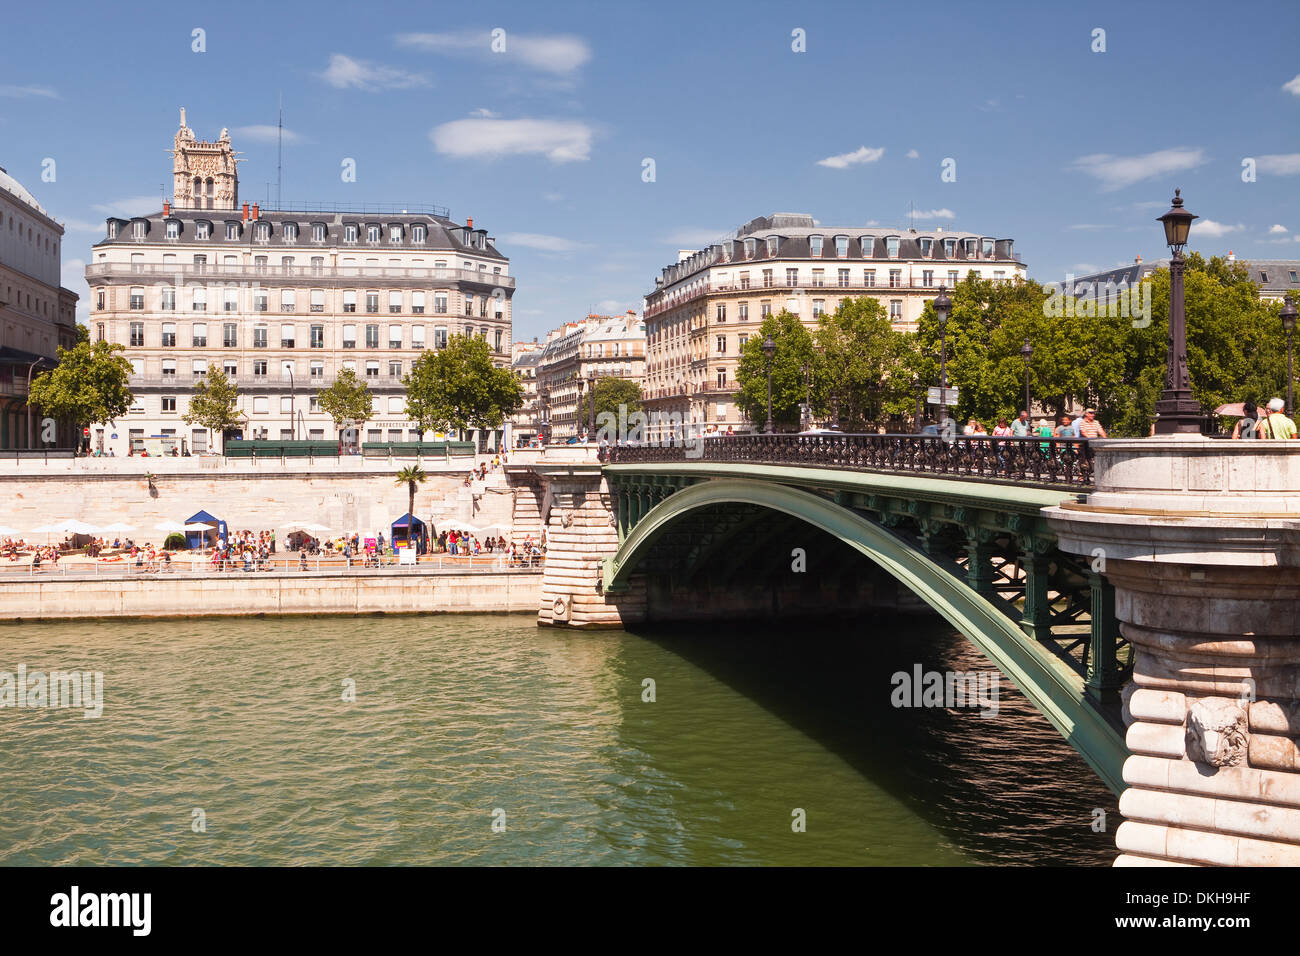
[
  {"left": 761, "top": 334, "right": 776, "bottom": 433},
  {"left": 1020, "top": 338, "right": 1034, "bottom": 416},
  {"left": 912, "top": 375, "right": 922, "bottom": 433},
  {"left": 286, "top": 367, "right": 296, "bottom": 440},
  {"left": 575, "top": 376, "right": 585, "bottom": 439},
  {"left": 933, "top": 286, "right": 952, "bottom": 426},
  {"left": 1153, "top": 189, "right": 1202, "bottom": 434},
  {"left": 1282, "top": 295, "right": 1297, "bottom": 416},
  {"left": 587, "top": 371, "right": 598, "bottom": 438},
  {"left": 25, "top": 357, "right": 43, "bottom": 449}
]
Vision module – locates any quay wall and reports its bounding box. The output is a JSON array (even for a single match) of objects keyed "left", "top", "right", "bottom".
[
  {"left": 0, "top": 568, "right": 542, "bottom": 620},
  {"left": 0, "top": 457, "right": 490, "bottom": 540}
]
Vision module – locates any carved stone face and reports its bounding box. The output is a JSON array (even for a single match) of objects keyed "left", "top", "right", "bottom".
[{"left": 1185, "top": 697, "right": 1248, "bottom": 768}]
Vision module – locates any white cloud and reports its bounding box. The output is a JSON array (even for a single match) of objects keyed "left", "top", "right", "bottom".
[
  {"left": 92, "top": 196, "right": 162, "bottom": 217},
  {"left": 233, "top": 125, "right": 306, "bottom": 144},
  {"left": 55, "top": 217, "right": 104, "bottom": 233},
  {"left": 1269, "top": 224, "right": 1289, "bottom": 234},
  {"left": 500, "top": 232, "right": 588, "bottom": 253},
  {"left": 62, "top": 258, "right": 88, "bottom": 323},
  {"left": 816, "top": 145, "right": 885, "bottom": 169},
  {"left": 1068, "top": 223, "right": 1110, "bottom": 231},
  {"left": 430, "top": 117, "right": 592, "bottom": 162},
  {"left": 1072, "top": 263, "right": 1099, "bottom": 274},
  {"left": 1256, "top": 154, "right": 1300, "bottom": 176},
  {"left": 910, "top": 208, "right": 955, "bottom": 220},
  {"left": 318, "top": 53, "right": 429, "bottom": 91},
  {"left": 469, "top": 108, "right": 499, "bottom": 118},
  {"left": 595, "top": 299, "right": 636, "bottom": 314},
  {"left": 905, "top": 149, "right": 920, "bottom": 159},
  {"left": 864, "top": 219, "right": 880, "bottom": 227},
  {"left": 0, "top": 85, "right": 58, "bottom": 99},
  {"left": 1283, "top": 74, "right": 1300, "bottom": 96},
  {"left": 541, "top": 192, "right": 564, "bottom": 202},
  {"left": 977, "top": 98, "right": 1002, "bottom": 112},
  {"left": 395, "top": 31, "right": 591, "bottom": 75},
  {"left": 1069, "top": 147, "right": 1206, "bottom": 191},
  {"left": 1190, "top": 218, "right": 1244, "bottom": 238}
]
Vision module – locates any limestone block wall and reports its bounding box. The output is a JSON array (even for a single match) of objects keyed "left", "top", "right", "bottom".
[
  {"left": 537, "top": 473, "right": 645, "bottom": 629},
  {"left": 0, "top": 466, "right": 471, "bottom": 543},
  {"left": 0, "top": 568, "right": 541, "bottom": 619}
]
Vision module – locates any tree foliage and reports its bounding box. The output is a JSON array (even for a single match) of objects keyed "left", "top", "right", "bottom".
[
  {"left": 395, "top": 464, "right": 427, "bottom": 518},
  {"left": 734, "top": 311, "right": 818, "bottom": 430},
  {"left": 317, "top": 367, "right": 374, "bottom": 430},
  {"left": 402, "top": 334, "right": 522, "bottom": 435},
  {"left": 27, "top": 340, "right": 133, "bottom": 429},
  {"left": 183, "top": 365, "right": 242, "bottom": 448},
  {"left": 578, "top": 376, "right": 643, "bottom": 428}
]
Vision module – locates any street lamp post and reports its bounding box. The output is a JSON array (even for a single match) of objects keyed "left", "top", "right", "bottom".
[
  {"left": 576, "top": 376, "right": 585, "bottom": 440},
  {"left": 1282, "top": 296, "right": 1297, "bottom": 416},
  {"left": 587, "top": 372, "right": 597, "bottom": 438},
  {"left": 286, "top": 368, "right": 296, "bottom": 440},
  {"left": 1020, "top": 338, "right": 1034, "bottom": 417},
  {"left": 933, "top": 286, "right": 952, "bottom": 427},
  {"left": 25, "top": 358, "right": 42, "bottom": 449},
  {"left": 802, "top": 362, "right": 812, "bottom": 431},
  {"left": 912, "top": 375, "right": 922, "bottom": 433},
  {"left": 761, "top": 335, "right": 776, "bottom": 433},
  {"left": 1153, "top": 189, "right": 1202, "bottom": 434}
]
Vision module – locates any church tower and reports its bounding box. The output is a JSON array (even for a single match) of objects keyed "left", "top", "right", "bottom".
[{"left": 169, "top": 107, "right": 241, "bottom": 210}]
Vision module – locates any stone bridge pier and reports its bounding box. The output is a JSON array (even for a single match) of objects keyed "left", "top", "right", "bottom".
[
  {"left": 1047, "top": 438, "right": 1300, "bottom": 866},
  {"left": 531, "top": 451, "right": 645, "bottom": 628}
]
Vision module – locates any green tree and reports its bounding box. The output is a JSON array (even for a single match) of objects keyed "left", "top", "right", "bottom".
[
  {"left": 403, "top": 334, "right": 522, "bottom": 437},
  {"left": 317, "top": 367, "right": 374, "bottom": 440},
  {"left": 813, "top": 296, "right": 911, "bottom": 429},
  {"left": 578, "top": 376, "right": 643, "bottom": 429},
  {"left": 395, "top": 464, "right": 427, "bottom": 518},
  {"left": 75, "top": 324, "right": 89, "bottom": 345},
  {"left": 27, "top": 340, "right": 133, "bottom": 441},
  {"left": 734, "top": 311, "right": 818, "bottom": 430},
  {"left": 183, "top": 365, "right": 242, "bottom": 451}
]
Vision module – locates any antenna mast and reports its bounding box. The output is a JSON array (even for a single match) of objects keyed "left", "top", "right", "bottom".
[{"left": 276, "top": 93, "right": 283, "bottom": 208}]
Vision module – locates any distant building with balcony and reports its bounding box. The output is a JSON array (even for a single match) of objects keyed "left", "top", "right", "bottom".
[
  {"left": 535, "top": 312, "right": 646, "bottom": 441},
  {"left": 510, "top": 343, "right": 542, "bottom": 446},
  {"left": 86, "top": 110, "right": 514, "bottom": 455},
  {"left": 642, "top": 212, "right": 1025, "bottom": 433},
  {"left": 0, "top": 165, "right": 79, "bottom": 449}
]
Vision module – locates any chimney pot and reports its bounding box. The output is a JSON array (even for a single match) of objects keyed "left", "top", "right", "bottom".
[
  {"left": 467, "top": 217, "right": 473, "bottom": 229},
  {"left": 163, "top": 201, "right": 171, "bottom": 216},
  {"left": 252, "top": 203, "right": 260, "bottom": 220},
  {"left": 242, "top": 202, "right": 249, "bottom": 222}
]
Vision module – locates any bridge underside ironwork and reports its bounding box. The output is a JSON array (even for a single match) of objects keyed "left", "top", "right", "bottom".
[{"left": 602, "top": 465, "right": 1131, "bottom": 793}]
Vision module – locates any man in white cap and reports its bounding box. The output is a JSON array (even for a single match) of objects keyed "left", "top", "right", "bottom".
[{"left": 1259, "top": 398, "right": 1297, "bottom": 440}]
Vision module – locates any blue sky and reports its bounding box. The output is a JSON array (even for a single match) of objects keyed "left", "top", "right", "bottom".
[{"left": 3, "top": 0, "right": 1298, "bottom": 339}]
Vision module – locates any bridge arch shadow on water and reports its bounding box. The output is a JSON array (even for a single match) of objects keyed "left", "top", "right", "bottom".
[
  {"left": 602, "top": 474, "right": 1128, "bottom": 797},
  {"left": 625, "top": 615, "right": 1122, "bottom": 866}
]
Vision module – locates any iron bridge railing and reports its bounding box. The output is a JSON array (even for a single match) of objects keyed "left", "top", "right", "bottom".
[{"left": 603, "top": 433, "right": 1095, "bottom": 489}]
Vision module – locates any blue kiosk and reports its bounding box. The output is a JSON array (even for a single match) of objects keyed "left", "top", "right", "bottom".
[
  {"left": 390, "top": 513, "right": 427, "bottom": 555},
  {"left": 185, "top": 510, "right": 228, "bottom": 550}
]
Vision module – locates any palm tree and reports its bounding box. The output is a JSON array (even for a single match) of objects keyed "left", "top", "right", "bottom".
[{"left": 395, "top": 464, "right": 428, "bottom": 519}]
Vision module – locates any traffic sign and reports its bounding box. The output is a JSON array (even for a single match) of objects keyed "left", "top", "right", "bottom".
[{"left": 927, "top": 387, "right": 959, "bottom": 404}]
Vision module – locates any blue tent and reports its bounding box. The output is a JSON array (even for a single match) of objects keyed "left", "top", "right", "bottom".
[
  {"left": 185, "top": 509, "right": 228, "bottom": 549},
  {"left": 390, "top": 513, "right": 427, "bottom": 554}
]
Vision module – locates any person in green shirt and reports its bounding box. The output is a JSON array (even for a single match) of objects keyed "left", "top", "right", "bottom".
[{"left": 1259, "top": 398, "right": 1298, "bottom": 440}]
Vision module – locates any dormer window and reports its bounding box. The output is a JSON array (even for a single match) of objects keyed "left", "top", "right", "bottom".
[
  {"left": 766, "top": 237, "right": 779, "bottom": 257},
  {"left": 344, "top": 224, "right": 358, "bottom": 244},
  {"left": 312, "top": 223, "right": 326, "bottom": 242},
  {"left": 744, "top": 238, "right": 756, "bottom": 259},
  {"left": 389, "top": 224, "right": 403, "bottom": 243},
  {"left": 165, "top": 220, "right": 180, "bottom": 240},
  {"left": 860, "top": 236, "right": 874, "bottom": 256},
  {"left": 131, "top": 220, "right": 146, "bottom": 239},
  {"left": 809, "top": 235, "right": 823, "bottom": 257},
  {"left": 412, "top": 224, "right": 426, "bottom": 244},
  {"left": 834, "top": 236, "right": 848, "bottom": 257},
  {"left": 963, "top": 238, "right": 977, "bottom": 257},
  {"left": 195, "top": 221, "right": 211, "bottom": 240},
  {"left": 107, "top": 221, "right": 120, "bottom": 239},
  {"left": 255, "top": 222, "right": 271, "bottom": 243},
  {"left": 225, "top": 222, "right": 240, "bottom": 240},
  {"left": 982, "top": 238, "right": 995, "bottom": 258},
  {"left": 367, "top": 225, "right": 381, "bottom": 243},
  {"left": 885, "top": 236, "right": 900, "bottom": 258},
  {"left": 943, "top": 238, "right": 956, "bottom": 257},
  {"left": 919, "top": 238, "right": 933, "bottom": 257},
  {"left": 283, "top": 222, "right": 298, "bottom": 243}
]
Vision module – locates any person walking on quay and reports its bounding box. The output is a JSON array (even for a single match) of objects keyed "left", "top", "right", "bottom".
[
  {"left": 1011, "top": 410, "right": 1032, "bottom": 437},
  {"left": 1232, "top": 400, "right": 1261, "bottom": 439},
  {"left": 299, "top": 550, "right": 308, "bottom": 572},
  {"left": 1259, "top": 398, "right": 1298, "bottom": 440},
  {"left": 1077, "top": 408, "right": 1107, "bottom": 440}
]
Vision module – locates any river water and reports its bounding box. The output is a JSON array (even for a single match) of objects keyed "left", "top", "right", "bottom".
[{"left": 0, "top": 613, "right": 1118, "bottom": 865}]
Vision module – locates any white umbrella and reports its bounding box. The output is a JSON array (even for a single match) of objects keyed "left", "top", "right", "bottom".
[
  {"left": 153, "top": 521, "right": 192, "bottom": 533},
  {"left": 290, "top": 522, "right": 331, "bottom": 533},
  {"left": 33, "top": 519, "right": 99, "bottom": 535},
  {"left": 184, "top": 522, "right": 216, "bottom": 531},
  {"left": 0, "top": 525, "right": 18, "bottom": 536}
]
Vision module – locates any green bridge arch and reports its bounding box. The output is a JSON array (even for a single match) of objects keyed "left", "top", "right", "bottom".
[{"left": 603, "top": 476, "right": 1127, "bottom": 794}]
